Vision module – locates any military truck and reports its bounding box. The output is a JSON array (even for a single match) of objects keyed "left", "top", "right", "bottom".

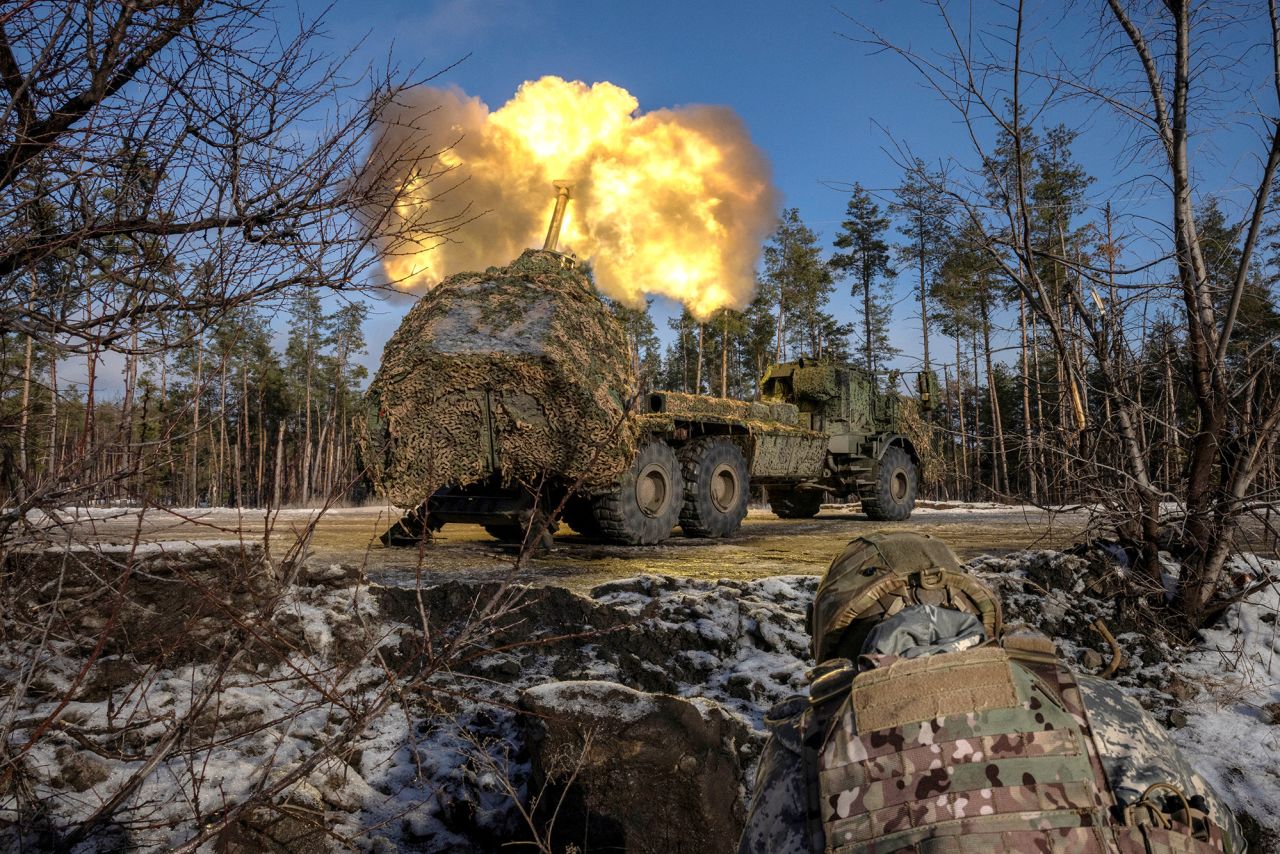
[{"left": 361, "top": 247, "right": 935, "bottom": 547}]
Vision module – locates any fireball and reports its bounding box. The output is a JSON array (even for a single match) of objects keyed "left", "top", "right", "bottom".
[{"left": 371, "top": 76, "right": 778, "bottom": 320}]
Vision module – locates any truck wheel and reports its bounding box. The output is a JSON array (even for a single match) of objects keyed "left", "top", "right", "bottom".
[
  {"left": 770, "top": 488, "right": 823, "bottom": 519},
  {"left": 483, "top": 524, "right": 523, "bottom": 543},
  {"left": 678, "top": 437, "right": 749, "bottom": 538},
  {"left": 484, "top": 512, "right": 557, "bottom": 548},
  {"left": 560, "top": 495, "right": 601, "bottom": 537},
  {"left": 593, "top": 441, "right": 683, "bottom": 545},
  {"left": 861, "top": 445, "right": 917, "bottom": 521}
]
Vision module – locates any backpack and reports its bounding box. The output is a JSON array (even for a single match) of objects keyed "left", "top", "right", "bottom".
[{"left": 794, "top": 632, "right": 1239, "bottom": 854}]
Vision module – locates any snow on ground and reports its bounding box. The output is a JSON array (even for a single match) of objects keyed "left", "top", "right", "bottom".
[
  {"left": 20, "top": 505, "right": 392, "bottom": 527},
  {"left": 3, "top": 547, "right": 1278, "bottom": 851},
  {"left": 1172, "top": 556, "right": 1280, "bottom": 836}
]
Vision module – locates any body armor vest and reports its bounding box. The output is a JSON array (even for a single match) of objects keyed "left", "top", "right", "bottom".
[{"left": 806, "top": 637, "right": 1231, "bottom": 853}]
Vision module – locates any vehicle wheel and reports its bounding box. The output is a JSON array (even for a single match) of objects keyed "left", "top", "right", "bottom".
[
  {"left": 861, "top": 445, "right": 918, "bottom": 521},
  {"left": 380, "top": 503, "right": 440, "bottom": 546},
  {"left": 560, "top": 495, "right": 601, "bottom": 537},
  {"left": 592, "top": 441, "right": 683, "bottom": 545},
  {"left": 482, "top": 524, "right": 523, "bottom": 543},
  {"left": 679, "top": 437, "right": 749, "bottom": 538},
  {"left": 770, "top": 488, "right": 823, "bottom": 519},
  {"left": 484, "top": 512, "right": 558, "bottom": 548}
]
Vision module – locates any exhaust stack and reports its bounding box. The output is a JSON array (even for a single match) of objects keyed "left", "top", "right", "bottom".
[{"left": 542, "top": 181, "right": 573, "bottom": 252}]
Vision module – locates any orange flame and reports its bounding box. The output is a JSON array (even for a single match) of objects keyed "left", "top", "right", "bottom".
[{"left": 372, "top": 76, "right": 778, "bottom": 319}]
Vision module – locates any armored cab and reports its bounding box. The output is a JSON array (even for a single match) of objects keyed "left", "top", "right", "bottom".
[{"left": 760, "top": 359, "right": 923, "bottom": 521}]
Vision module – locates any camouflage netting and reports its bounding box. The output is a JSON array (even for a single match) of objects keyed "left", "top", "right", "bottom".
[
  {"left": 649, "top": 391, "right": 800, "bottom": 426},
  {"left": 360, "top": 250, "right": 638, "bottom": 507},
  {"left": 788, "top": 363, "right": 839, "bottom": 401},
  {"left": 896, "top": 396, "right": 942, "bottom": 487}
]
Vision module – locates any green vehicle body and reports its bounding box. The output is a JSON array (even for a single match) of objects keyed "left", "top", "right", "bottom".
[{"left": 365, "top": 249, "right": 932, "bottom": 547}]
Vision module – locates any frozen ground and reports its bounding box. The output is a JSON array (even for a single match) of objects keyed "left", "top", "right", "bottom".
[
  {"left": 2, "top": 537, "right": 1277, "bottom": 851},
  {"left": 38, "top": 502, "right": 1099, "bottom": 591},
  {"left": 1173, "top": 556, "right": 1280, "bottom": 836}
]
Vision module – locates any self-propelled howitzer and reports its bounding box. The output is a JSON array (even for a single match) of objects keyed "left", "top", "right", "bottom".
[{"left": 360, "top": 247, "right": 933, "bottom": 546}]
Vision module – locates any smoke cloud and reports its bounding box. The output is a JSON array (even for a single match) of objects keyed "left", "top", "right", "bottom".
[{"left": 369, "top": 76, "right": 779, "bottom": 319}]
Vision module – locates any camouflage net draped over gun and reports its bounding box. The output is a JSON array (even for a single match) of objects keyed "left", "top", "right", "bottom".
[
  {"left": 896, "top": 397, "right": 941, "bottom": 488},
  {"left": 360, "top": 250, "right": 638, "bottom": 507}
]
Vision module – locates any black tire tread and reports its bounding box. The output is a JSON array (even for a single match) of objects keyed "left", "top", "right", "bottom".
[
  {"left": 591, "top": 441, "right": 682, "bottom": 545},
  {"left": 678, "top": 437, "right": 750, "bottom": 538},
  {"left": 860, "top": 445, "right": 917, "bottom": 521},
  {"left": 483, "top": 524, "right": 523, "bottom": 543},
  {"left": 770, "top": 488, "right": 823, "bottom": 519},
  {"left": 560, "top": 496, "right": 601, "bottom": 537}
]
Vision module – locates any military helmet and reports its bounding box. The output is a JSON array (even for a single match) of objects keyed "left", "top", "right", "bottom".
[{"left": 810, "top": 532, "right": 1002, "bottom": 662}]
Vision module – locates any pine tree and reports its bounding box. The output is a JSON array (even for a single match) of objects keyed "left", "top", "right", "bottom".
[
  {"left": 763, "top": 208, "right": 836, "bottom": 361},
  {"left": 608, "top": 299, "right": 663, "bottom": 392},
  {"left": 285, "top": 293, "right": 326, "bottom": 504},
  {"left": 662, "top": 309, "right": 701, "bottom": 393},
  {"left": 830, "top": 183, "right": 898, "bottom": 375},
  {"left": 742, "top": 284, "right": 778, "bottom": 398},
  {"left": 891, "top": 160, "right": 952, "bottom": 374},
  {"left": 1198, "top": 198, "right": 1280, "bottom": 357}
]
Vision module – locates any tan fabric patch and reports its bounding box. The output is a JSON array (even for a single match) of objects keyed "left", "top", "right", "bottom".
[
  {"left": 851, "top": 648, "right": 1018, "bottom": 734},
  {"left": 1002, "top": 630, "right": 1058, "bottom": 660}
]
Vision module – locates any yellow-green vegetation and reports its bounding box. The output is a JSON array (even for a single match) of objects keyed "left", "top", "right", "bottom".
[
  {"left": 650, "top": 390, "right": 800, "bottom": 426},
  {"left": 896, "top": 396, "right": 942, "bottom": 488}
]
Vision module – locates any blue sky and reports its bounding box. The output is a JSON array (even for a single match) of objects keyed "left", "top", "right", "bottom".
[
  {"left": 81, "top": 1, "right": 1280, "bottom": 392},
  {"left": 326, "top": 0, "right": 999, "bottom": 373}
]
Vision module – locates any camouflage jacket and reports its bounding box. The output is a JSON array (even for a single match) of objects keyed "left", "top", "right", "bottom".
[{"left": 738, "top": 606, "right": 1245, "bottom": 854}]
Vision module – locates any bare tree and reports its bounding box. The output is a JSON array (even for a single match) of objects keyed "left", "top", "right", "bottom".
[
  {"left": 0, "top": 0, "right": 466, "bottom": 529},
  {"left": 856, "top": 0, "right": 1280, "bottom": 624},
  {"left": 0, "top": 4, "right": 493, "bottom": 844}
]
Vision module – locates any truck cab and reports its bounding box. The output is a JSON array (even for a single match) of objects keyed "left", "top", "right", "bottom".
[{"left": 761, "top": 358, "right": 928, "bottom": 521}]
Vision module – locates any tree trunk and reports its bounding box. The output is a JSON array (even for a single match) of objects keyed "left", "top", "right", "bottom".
[
  {"left": 218, "top": 358, "right": 228, "bottom": 507},
  {"left": 681, "top": 316, "right": 689, "bottom": 392},
  {"left": 18, "top": 271, "right": 36, "bottom": 478},
  {"left": 238, "top": 360, "right": 249, "bottom": 509},
  {"left": 695, "top": 322, "right": 704, "bottom": 394},
  {"left": 47, "top": 346, "right": 58, "bottom": 472},
  {"left": 302, "top": 329, "right": 314, "bottom": 505},
  {"left": 192, "top": 334, "right": 203, "bottom": 506},
  {"left": 1018, "top": 294, "right": 1036, "bottom": 501},
  {"left": 918, "top": 211, "right": 931, "bottom": 373},
  {"left": 972, "top": 329, "right": 982, "bottom": 499},
  {"left": 863, "top": 268, "right": 875, "bottom": 375},
  {"left": 1029, "top": 309, "right": 1046, "bottom": 498},
  {"left": 720, "top": 312, "right": 729, "bottom": 397},
  {"left": 981, "top": 291, "right": 1009, "bottom": 497},
  {"left": 273, "top": 421, "right": 285, "bottom": 508},
  {"left": 955, "top": 336, "right": 969, "bottom": 500},
  {"left": 775, "top": 291, "right": 785, "bottom": 362}
]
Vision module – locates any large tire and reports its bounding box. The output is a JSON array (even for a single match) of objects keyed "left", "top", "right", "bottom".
[
  {"left": 592, "top": 441, "right": 683, "bottom": 545},
  {"left": 560, "top": 495, "right": 601, "bottom": 537},
  {"left": 861, "top": 445, "right": 918, "bottom": 521},
  {"left": 770, "top": 488, "right": 823, "bottom": 519},
  {"left": 678, "top": 437, "right": 750, "bottom": 538},
  {"left": 483, "top": 524, "right": 523, "bottom": 543},
  {"left": 484, "top": 511, "right": 558, "bottom": 547}
]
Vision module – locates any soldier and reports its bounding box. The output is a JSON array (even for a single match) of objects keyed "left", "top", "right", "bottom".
[{"left": 739, "top": 532, "right": 1246, "bottom": 854}]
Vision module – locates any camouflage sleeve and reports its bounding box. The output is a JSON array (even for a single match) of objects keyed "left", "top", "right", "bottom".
[
  {"left": 1077, "top": 674, "right": 1247, "bottom": 854},
  {"left": 738, "top": 700, "right": 813, "bottom": 854}
]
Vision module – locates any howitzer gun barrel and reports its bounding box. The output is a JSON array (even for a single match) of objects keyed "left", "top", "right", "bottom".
[{"left": 542, "top": 181, "right": 574, "bottom": 252}]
